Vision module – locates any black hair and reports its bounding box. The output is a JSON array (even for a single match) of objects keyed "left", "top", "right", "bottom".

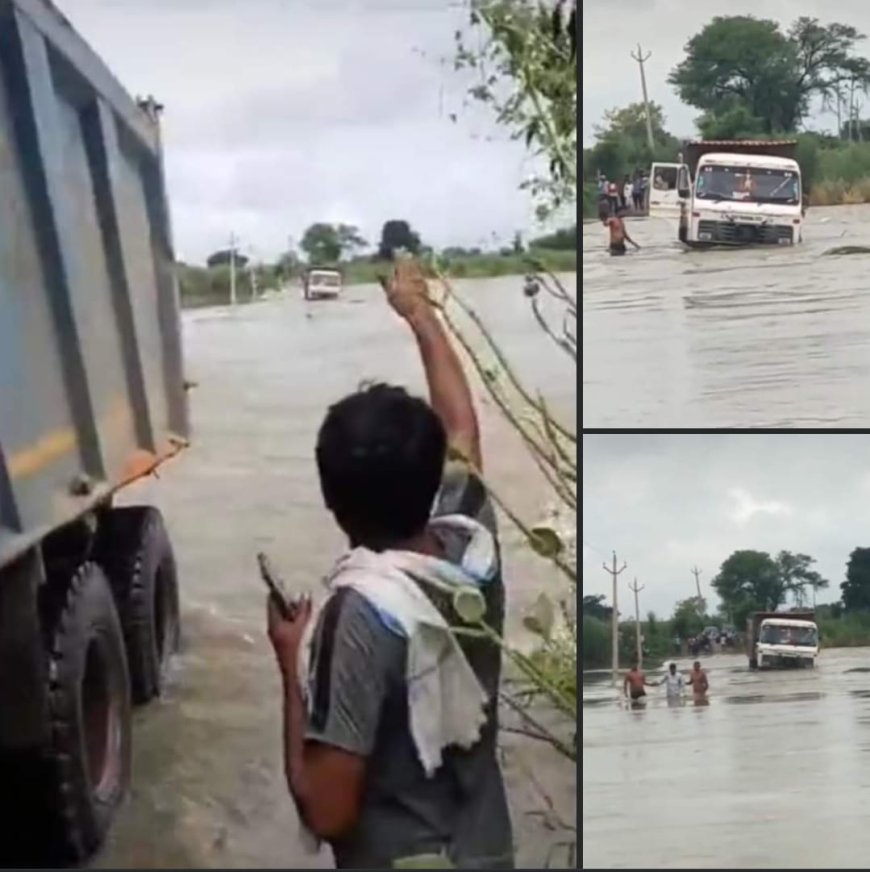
[{"left": 316, "top": 382, "right": 447, "bottom": 550}]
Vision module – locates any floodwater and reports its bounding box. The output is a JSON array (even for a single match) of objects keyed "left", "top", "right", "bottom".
[
  {"left": 583, "top": 204, "right": 870, "bottom": 427},
  {"left": 91, "top": 275, "right": 577, "bottom": 868},
  {"left": 582, "top": 648, "right": 870, "bottom": 868}
]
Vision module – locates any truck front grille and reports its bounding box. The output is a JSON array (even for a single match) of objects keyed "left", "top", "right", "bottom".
[{"left": 697, "top": 219, "right": 793, "bottom": 245}]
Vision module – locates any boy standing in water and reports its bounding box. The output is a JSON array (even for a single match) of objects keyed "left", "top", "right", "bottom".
[{"left": 602, "top": 207, "right": 640, "bottom": 256}]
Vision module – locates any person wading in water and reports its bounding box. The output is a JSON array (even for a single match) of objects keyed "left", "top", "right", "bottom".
[
  {"left": 687, "top": 660, "right": 709, "bottom": 704},
  {"left": 623, "top": 661, "right": 653, "bottom": 704},
  {"left": 603, "top": 207, "right": 640, "bottom": 256}
]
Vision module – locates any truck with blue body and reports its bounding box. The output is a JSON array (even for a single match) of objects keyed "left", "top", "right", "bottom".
[{"left": 0, "top": 0, "right": 188, "bottom": 861}]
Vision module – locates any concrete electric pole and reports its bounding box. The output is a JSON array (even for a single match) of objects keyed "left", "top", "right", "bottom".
[
  {"left": 630, "top": 44, "right": 656, "bottom": 154},
  {"left": 229, "top": 232, "right": 238, "bottom": 307},
  {"left": 628, "top": 577, "right": 645, "bottom": 667},
  {"left": 603, "top": 552, "right": 627, "bottom": 685},
  {"left": 691, "top": 566, "right": 703, "bottom": 600}
]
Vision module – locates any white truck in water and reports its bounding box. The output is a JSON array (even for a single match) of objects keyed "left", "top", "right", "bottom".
[
  {"left": 649, "top": 140, "right": 804, "bottom": 247},
  {"left": 747, "top": 611, "right": 820, "bottom": 669}
]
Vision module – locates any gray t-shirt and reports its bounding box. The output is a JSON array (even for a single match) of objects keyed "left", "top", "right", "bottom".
[{"left": 305, "top": 463, "right": 514, "bottom": 869}]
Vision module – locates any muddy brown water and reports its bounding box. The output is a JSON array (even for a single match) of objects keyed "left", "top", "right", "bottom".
[
  {"left": 583, "top": 204, "right": 870, "bottom": 427},
  {"left": 90, "top": 275, "right": 577, "bottom": 868},
  {"left": 582, "top": 648, "right": 870, "bottom": 868}
]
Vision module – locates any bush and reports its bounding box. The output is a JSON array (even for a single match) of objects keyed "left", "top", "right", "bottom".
[
  {"left": 818, "top": 611, "right": 870, "bottom": 647},
  {"left": 582, "top": 616, "right": 609, "bottom": 669}
]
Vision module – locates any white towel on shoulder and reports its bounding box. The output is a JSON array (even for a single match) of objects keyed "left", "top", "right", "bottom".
[
  {"left": 298, "top": 513, "right": 497, "bottom": 772},
  {"left": 294, "top": 514, "right": 498, "bottom": 852}
]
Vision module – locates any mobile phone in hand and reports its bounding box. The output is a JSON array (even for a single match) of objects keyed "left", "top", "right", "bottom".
[{"left": 257, "top": 552, "right": 297, "bottom": 620}]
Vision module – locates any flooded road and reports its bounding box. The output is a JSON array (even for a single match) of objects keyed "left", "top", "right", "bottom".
[
  {"left": 92, "top": 275, "right": 576, "bottom": 868},
  {"left": 583, "top": 648, "right": 870, "bottom": 868},
  {"left": 583, "top": 204, "right": 870, "bottom": 427}
]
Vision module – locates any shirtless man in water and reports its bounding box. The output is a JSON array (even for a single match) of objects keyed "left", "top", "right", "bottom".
[
  {"left": 602, "top": 207, "right": 640, "bottom": 256},
  {"left": 623, "top": 661, "right": 653, "bottom": 702},
  {"left": 687, "top": 660, "right": 709, "bottom": 702}
]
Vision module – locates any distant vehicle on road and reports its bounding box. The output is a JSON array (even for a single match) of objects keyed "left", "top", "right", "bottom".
[
  {"left": 303, "top": 266, "right": 343, "bottom": 301},
  {"left": 747, "top": 611, "right": 819, "bottom": 669}
]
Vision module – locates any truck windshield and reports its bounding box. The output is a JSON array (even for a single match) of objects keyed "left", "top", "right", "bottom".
[
  {"left": 695, "top": 165, "right": 800, "bottom": 205},
  {"left": 759, "top": 625, "right": 818, "bottom": 646},
  {"left": 310, "top": 273, "right": 341, "bottom": 287}
]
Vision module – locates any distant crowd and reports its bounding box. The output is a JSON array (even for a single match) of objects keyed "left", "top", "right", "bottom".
[{"left": 596, "top": 169, "right": 650, "bottom": 216}]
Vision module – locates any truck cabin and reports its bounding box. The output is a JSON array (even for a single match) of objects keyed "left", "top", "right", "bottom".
[{"left": 693, "top": 156, "right": 801, "bottom": 208}]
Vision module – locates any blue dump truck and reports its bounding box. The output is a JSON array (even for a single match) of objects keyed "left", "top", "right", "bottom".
[{"left": 0, "top": 0, "right": 189, "bottom": 862}]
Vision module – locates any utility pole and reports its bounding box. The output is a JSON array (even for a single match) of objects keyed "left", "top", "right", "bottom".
[
  {"left": 691, "top": 566, "right": 703, "bottom": 600},
  {"left": 630, "top": 44, "right": 655, "bottom": 154},
  {"left": 603, "top": 552, "right": 627, "bottom": 685},
  {"left": 628, "top": 577, "right": 645, "bottom": 667},
  {"left": 229, "top": 232, "right": 238, "bottom": 306}
]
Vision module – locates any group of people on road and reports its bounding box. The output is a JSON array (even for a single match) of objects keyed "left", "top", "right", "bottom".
[
  {"left": 596, "top": 170, "right": 649, "bottom": 214},
  {"left": 623, "top": 660, "right": 709, "bottom": 707}
]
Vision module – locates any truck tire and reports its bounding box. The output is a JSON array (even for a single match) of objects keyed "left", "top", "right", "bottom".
[
  {"left": 678, "top": 223, "right": 688, "bottom": 244},
  {"left": 96, "top": 506, "right": 180, "bottom": 705},
  {"left": 41, "top": 561, "right": 132, "bottom": 863}
]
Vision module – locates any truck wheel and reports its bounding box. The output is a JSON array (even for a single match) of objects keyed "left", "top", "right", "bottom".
[
  {"left": 43, "top": 562, "right": 132, "bottom": 863},
  {"left": 96, "top": 506, "right": 180, "bottom": 705},
  {"left": 678, "top": 224, "right": 688, "bottom": 244}
]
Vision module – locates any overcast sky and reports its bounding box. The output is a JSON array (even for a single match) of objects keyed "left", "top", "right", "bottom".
[
  {"left": 582, "top": 0, "right": 870, "bottom": 145},
  {"left": 582, "top": 434, "right": 870, "bottom": 619},
  {"left": 58, "top": 0, "right": 546, "bottom": 263}
]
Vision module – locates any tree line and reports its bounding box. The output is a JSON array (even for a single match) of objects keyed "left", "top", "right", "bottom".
[{"left": 582, "top": 545, "right": 870, "bottom": 668}]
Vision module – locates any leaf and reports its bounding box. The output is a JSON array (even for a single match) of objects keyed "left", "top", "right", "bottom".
[
  {"left": 523, "top": 593, "right": 555, "bottom": 641},
  {"left": 530, "top": 525, "right": 564, "bottom": 558},
  {"left": 452, "top": 587, "right": 486, "bottom": 624}
]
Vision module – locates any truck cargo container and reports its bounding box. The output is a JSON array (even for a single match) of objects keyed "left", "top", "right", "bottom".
[{"left": 0, "top": 0, "right": 188, "bottom": 861}]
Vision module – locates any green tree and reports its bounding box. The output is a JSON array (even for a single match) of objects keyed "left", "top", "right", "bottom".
[
  {"left": 299, "top": 223, "right": 367, "bottom": 263},
  {"left": 712, "top": 550, "right": 784, "bottom": 627},
  {"left": 581, "top": 594, "right": 612, "bottom": 622},
  {"left": 670, "top": 15, "right": 870, "bottom": 135},
  {"left": 594, "top": 102, "right": 672, "bottom": 146},
  {"left": 301, "top": 223, "right": 341, "bottom": 263},
  {"left": 336, "top": 224, "right": 367, "bottom": 258},
  {"left": 670, "top": 596, "right": 706, "bottom": 640},
  {"left": 377, "top": 220, "right": 422, "bottom": 259},
  {"left": 842, "top": 547, "right": 870, "bottom": 611},
  {"left": 529, "top": 225, "right": 576, "bottom": 250},
  {"left": 454, "top": 0, "right": 576, "bottom": 219},
  {"left": 775, "top": 550, "right": 829, "bottom": 607},
  {"left": 584, "top": 102, "right": 682, "bottom": 186},
  {"left": 206, "top": 248, "right": 248, "bottom": 269}
]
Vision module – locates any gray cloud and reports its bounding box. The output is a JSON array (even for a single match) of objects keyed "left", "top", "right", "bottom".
[
  {"left": 582, "top": 434, "right": 870, "bottom": 618},
  {"left": 58, "top": 0, "right": 546, "bottom": 262},
  {"left": 582, "top": 0, "right": 870, "bottom": 144}
]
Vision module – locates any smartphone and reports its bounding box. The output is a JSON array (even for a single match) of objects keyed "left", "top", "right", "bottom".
[{"left": 257, "top": 551, "right": 296, "bottom": 620}]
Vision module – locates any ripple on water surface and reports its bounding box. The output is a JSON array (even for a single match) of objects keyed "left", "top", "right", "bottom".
[{"left": 583, "top": 205, "right": 870, "bottom": 427}]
